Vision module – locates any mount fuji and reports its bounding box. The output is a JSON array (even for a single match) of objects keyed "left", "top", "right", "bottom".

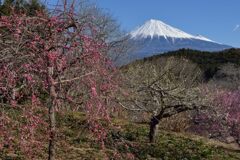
[{"left": 123, "top": 19, "right": 231, "bottom": 64}]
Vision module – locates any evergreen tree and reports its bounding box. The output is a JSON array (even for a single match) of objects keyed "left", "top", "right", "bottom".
[{"left": 0, "top": 0, "right": 45, "bottom": 16}]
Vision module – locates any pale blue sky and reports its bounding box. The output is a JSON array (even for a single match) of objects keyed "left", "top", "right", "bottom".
[{"left": 46, "top": 0, "right": 240, "bottom": 47}]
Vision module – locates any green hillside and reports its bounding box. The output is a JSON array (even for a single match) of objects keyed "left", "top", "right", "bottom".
[{"left": 2, "top": 112, "right": 240, "bottom": 160}]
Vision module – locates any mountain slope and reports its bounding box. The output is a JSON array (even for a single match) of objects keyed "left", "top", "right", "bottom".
[
  {"left": 130, "top": 19, "right": 195, "bottom": 40},
  {"left": 123, "top": 19, "right": 232, "bottom": 64},
  {"left": 130, "top": 19, "right": 214, "bottom": 41}
]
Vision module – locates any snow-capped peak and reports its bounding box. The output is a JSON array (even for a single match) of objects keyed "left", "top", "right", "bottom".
[
  {"left": 130, "top": 19, "right": 214, "bottom": 42},
  {"left": 130, "top": 19, "right": 193, "bottom": 39},
  {"left": 194, "top": 34, "right": 213, "bottom": 42}
]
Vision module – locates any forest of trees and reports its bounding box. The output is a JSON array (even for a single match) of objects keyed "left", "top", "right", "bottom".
[
  {"left": 136, "top": 48, "right": 240, "bottom": 80},
  {"left": 0, "top": 0, "right": 45, "bottom": 16}
]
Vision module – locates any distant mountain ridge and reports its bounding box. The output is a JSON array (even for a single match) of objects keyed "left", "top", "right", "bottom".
[{"left": 122, "top": 19, "right": 232, "bottom": 64}]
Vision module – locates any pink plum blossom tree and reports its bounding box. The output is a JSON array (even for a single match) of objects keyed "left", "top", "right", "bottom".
[
  {"left": 0, "top": 1, "right": 119, "bottom": 159},
  {"left": 191, "top": 88, "right": 240, "bottom": 144}
]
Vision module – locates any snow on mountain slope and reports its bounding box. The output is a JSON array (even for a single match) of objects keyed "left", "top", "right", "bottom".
[
  {"left": 130, "top": 19, "right": 214, "bottom": 42},
  {"left": 195, "top": 34, "right": 214, "bottom": 42}
]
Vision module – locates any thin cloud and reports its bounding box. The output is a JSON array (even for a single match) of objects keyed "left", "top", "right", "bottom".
[{"left": 233, "top": 24, "right": 240, "bottom": 31}]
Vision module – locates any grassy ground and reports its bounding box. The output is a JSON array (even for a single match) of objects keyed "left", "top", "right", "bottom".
[
  {"left": 56, "top": 112, "right": 240, "bottom": 160},
  {"left": 2, "top": 112, "right": 240, "bottom": 159}
]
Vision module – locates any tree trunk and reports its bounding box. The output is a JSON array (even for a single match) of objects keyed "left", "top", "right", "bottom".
[
  {"left": 48, "top": 67, "right": 57, "bottom": 160},
  {"left": 48, "top": 98, "right": 56, "bottom": 160},
  {"left": 149, "top": 116, "right": 160, "bottom": 143}
]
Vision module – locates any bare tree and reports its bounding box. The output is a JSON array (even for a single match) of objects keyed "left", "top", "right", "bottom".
[
  {"left": 119, "top": 56, "right": 209, "bottom": 142},
  {"left": 209, "top": 63, "right": 240, "bottom": 89},
  {"left": 72, "top": 0, "right": 132, "bottom": 64}
]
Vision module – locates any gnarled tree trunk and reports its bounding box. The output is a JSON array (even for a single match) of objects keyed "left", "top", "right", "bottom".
[{"left": 149, "top": 116, "right": 160, "bottom": 143}]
